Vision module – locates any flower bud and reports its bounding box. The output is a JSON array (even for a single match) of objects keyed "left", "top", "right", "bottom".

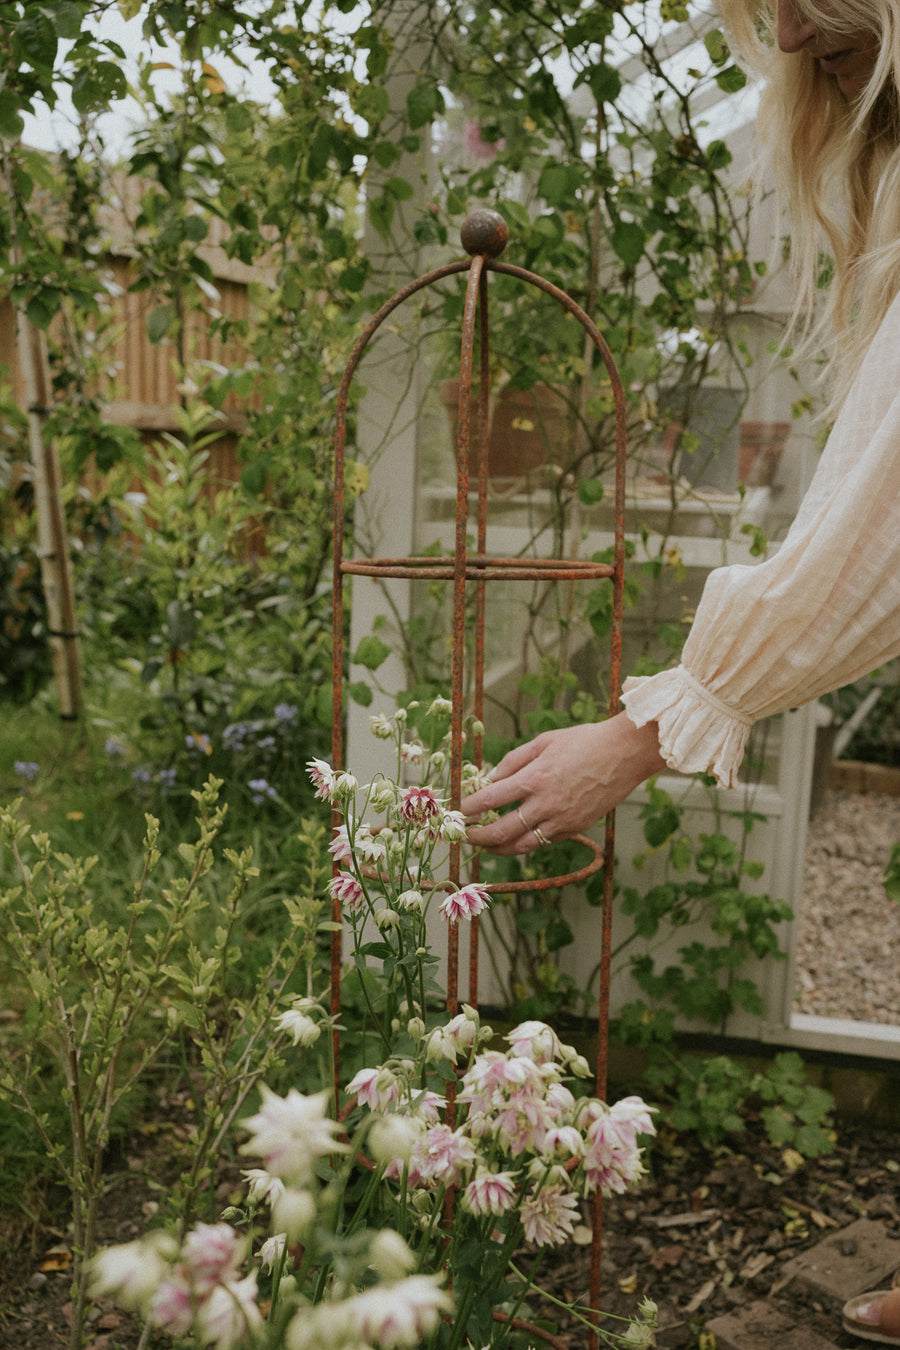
[
  {"left": 272, "top": 1188, "right": 316, "bottom": 1241},
  {"left": 407, "top": 1017, "right": 426, "bottom": 1041},
  {"left": 368, "top": 1229, "right": 417, "bottom": 1280}
]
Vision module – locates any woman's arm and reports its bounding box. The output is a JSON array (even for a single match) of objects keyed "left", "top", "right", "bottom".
[{"left": 462, "top": 713, "right": 665, "bottom": 854}]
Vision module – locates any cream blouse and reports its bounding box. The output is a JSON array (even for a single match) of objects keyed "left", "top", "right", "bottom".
[{"left": 621, "top": 292, "right": 900, "bottom": 788}]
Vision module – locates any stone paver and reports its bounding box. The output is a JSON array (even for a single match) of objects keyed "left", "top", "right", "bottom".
[
  {"left": 777, "top": 1218, "right": 900, "bottom": 1306},
  {"left": 704, "top": 1300, "right": 839, "bottom": 1350}
]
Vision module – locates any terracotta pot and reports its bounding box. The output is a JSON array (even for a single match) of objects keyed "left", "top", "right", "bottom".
[
  {"left": 738, "top": 420, "right": 791, "bottom": 487},
  {"left": 439, "top": 379, "right": 572, "bottom": 477}
]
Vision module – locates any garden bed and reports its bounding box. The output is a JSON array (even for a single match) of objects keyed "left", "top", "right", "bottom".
[{"left": 2, "top": 1093, "right": 899, "bottom": 1350}]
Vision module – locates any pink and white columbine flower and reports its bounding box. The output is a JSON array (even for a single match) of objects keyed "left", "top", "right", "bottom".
[
  {"left": 328, "top": 871, "right": 365, "bottom": 913},
  {"left": 353, "top": 1274, "right": 452, "bottom": 1348},
  {"left": 438, "top": 884, "right": 490, "bottom": 924},
  {"left": 462, "top": 1167, "right": 517, "bottom": 1217},
  {"left": 346, "top": 1065, "right": 400, "bottom": 1111},
  {"left": 492, "top": 1086, "right": 554, "bottom": 1155},
  {"left": 412, "top": 1123, "right": 477, "bottom": 1186},
  {"left": 240, "top": 1086, "right": 347, "bottom": 1186},
  {"left": 181, "top": 1223, "right": 245, "bottom": 1297},
  {"left": 149, "top": 1270, "right": 194, "bottom": 1337},
  {"left": 400, "top": 741, "right": 425, "bottom": 765},
  {"left": 580, "top": 1111, "right": 647, "bottom": 1196},
  {"left": 196, "top": 1273, "right": 264, "bottom": 1350},
  {"left": 520, "top": 1184, "right": 581, "bottom": 1246},
  {"left": 399, "top": 784, "right": 441, "bottom": 824},
  {"left": 307, "top": 757, "right": 336, "bottom": 802},
  {"left": 328, "top": 826, "right": 353, "bottom": 863},
  {"left": 506, "top": 1020, "right": 562, "bottom": 1065}
]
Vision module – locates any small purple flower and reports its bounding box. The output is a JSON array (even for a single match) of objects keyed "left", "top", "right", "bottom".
[
  {"left": 14, "top": 761, "right": 39, "bottom": 782},
  {"left": 105, "top": 739, "right": 126, "bottom": 758},
  {"left": 223, "top": 723, "right": 249, "bottom": 752},
  {"left": 257, "top": 735, "right": 276, "bottom": 753},
  {"left": 158, "top": 768, "right": 177, "bottom": 794},
  {"left": 274, "top": 703, "right": 297, "bottom": 725},
  {"left": 249, "top": 777, "right": 277, "bottom": 805},
  {"left": 132, "top": 768, "right": 152, "bottom": 786},
  {"left": 185, "top": 732, "right": 212, "bottom": 756}
]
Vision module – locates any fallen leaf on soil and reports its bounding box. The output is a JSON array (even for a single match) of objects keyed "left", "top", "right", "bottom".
[
  {"left": 683, "top": 1279, "right": 717, "bottom": 1314},
  {"left": 39, "top": 1246, "right": 72, "bottom": 1272},
  {"left": 650, "top": 1244, "right": 684, "bottom": 1270},
  {"left": 618, "top": 1273, "right": 638, "bottom": 1294},
  {"left": 646, "top": 1208, "right": 720, "bottom": 1229},
  {"left": 739, "top": 1251, "right": 774, "bottom": 1280}
]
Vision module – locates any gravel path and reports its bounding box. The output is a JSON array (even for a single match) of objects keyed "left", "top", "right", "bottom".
[{"left": 796, "top": 788, "right": 900, "bottom": 1023}]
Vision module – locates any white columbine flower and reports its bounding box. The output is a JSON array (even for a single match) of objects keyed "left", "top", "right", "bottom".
[
  {"left": 242, "top": 1168, "right": 286, "bottom": 1207},
  {"left": 275, "top": 1007, "right": 322, "bottom": 1047},
  {"left": 240, "top": 1086, "right": 347, "bottom": 1186},
  {"left": 368, "top": 1112, "right": 423, "bottom": 1167},
  {"left": 369, "top": 712, "right": 395, "bottom": 739},
  {"left": 257, "top": 1233, "right": 287, "bottom": 1274},
  {"left": 272, "top": 1187, "right": 317, "bottom": 1241},
  {"left": 368, "top": 1230, "right": 418, "bottom": 1280},
  {"left": 88, "top": 1238, "right": 172, "bottom": 1311}
]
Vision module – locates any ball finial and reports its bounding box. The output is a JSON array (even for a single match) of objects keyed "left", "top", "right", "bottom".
[{"left": 460, "top": 209, "right": 509, "bottom": 259}]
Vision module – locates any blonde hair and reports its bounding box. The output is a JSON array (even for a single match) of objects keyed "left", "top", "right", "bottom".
[{"left": 718, "top": 0, "right": 900, "bottom": 414}]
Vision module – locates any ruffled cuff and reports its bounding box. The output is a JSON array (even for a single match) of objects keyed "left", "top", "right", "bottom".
[{"left": 620, "top": 666, "right": 755, "bottom": 789}]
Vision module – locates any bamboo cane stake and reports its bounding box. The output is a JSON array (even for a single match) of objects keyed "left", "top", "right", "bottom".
[{"left": 3, "top": 150, "right": 82, "bottom": 720}]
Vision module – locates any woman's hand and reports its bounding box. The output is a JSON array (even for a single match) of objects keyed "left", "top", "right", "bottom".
[{"left": 461, "top": 713, "right": 666, "bottom": 855}]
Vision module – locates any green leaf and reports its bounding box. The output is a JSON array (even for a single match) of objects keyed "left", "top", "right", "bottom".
[
  {"left": 515, "top": 907, "right": 551, "bottom": 935},
  {"left": 715, "top": 65, "right": 747, "bottom": 93},
  {"left": 353, "top": 635, "right": 391, "bottom": 671},
  {"left": 583, "top": 63, "right": 622, "bottom": 105},
  {"left": 368, "top": 194, "right": 394, "bottom": 239},
  {"left": 146, "top": 303, "right": 175, "bottom": 343},
  {"left": 383, "top": 176, "right": 413, "bottom": 201},
  {"left": 25, "top": 289, "right": 60, "bottom": 329},
  {"left": 353, "top": 82, "right": 389, "bottom": 127},
  {"left": 611, "top": 219, "right": 646, "bottom": 266},
  {"left": 577, "top": 478, "right": 604, "bottom": 506},
  {"left": 0, "top": 92, "right": 26, "bottom": 140},
  {"left": 406, "top": 82, "right": 444, "bottom": 130},
  {"left": 348, "top": 681, "right": 373, "bottom": 707},
  {"left": 537, "top": 162, "right": 578, "bottom": 209},
  {"left": 704, "top": 28, "right": 729, "bottom": 66},
  {"left": 307, "top": 123, "right": 332, "bottom": 179}
]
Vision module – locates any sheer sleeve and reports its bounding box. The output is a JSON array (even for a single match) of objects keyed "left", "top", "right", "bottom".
[{"left": 621, "top": 294, "right": 900, "bottom": 787}]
